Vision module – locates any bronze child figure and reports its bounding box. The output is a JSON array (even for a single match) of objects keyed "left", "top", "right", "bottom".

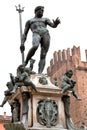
[{"left": 61, "top": 70, "right": 81, "bottom": 100}]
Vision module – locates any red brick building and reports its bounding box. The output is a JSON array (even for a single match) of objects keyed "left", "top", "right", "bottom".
[
  {"left": 47, "top": 46, "right": 87, "bottom": 126},
  {"left": 0, "top": 112, "right": 11, "bottom": 130}
]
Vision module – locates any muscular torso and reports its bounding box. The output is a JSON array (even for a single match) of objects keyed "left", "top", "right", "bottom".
[{"left": 28, "top": 18, "right": 49, "bottom": 35}]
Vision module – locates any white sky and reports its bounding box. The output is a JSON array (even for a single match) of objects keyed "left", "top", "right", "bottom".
[{"left": 0, "top": 0, "right": 87, "bottom": 116}]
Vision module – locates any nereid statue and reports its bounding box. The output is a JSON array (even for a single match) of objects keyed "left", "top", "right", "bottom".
[{"left": 20, "top": 6, "right": 60, "bottom": 73}]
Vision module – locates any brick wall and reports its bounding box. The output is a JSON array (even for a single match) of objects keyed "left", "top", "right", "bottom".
[{"left": 47, "top": 46, "right": 87, "bottom": 126}]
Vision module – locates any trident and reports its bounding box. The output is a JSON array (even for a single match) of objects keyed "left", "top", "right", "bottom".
[{"left": 15, "top": 4, "right": 24, "bottom": 64}]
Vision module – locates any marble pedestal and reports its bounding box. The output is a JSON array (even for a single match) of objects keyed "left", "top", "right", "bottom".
[{"left": 8, "top": 74, "right": 68, "bottom": 130}]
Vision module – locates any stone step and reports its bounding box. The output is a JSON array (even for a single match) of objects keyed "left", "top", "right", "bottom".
[
  {"left": 28, "top": 126, "right": 67, "bottom": 130},
  {"left": 28, "top": 123, "right": 68, "bottom": 130},
  {"left": 28, "top": 128, "right": 67, "bottom": 130}
]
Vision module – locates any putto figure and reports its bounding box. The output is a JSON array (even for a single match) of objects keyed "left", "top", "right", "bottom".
[
  {"left": 61, "top": 70, "right": 81, "bottom": 100},
  {"left": 20, "top": 6, "right": 60, "bottom": 73}
]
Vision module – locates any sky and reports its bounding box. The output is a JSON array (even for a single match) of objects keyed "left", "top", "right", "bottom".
[{"left": 0, "top": 0, "right": 87, "bottom": 116}]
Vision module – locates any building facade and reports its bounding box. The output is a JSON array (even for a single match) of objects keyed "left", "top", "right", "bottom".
[
  {"left": 47, "top": 46, "right": 87, "bottom": 126},
  {"left": 0, "top": 112, "right": 11, "bottom": 130}
]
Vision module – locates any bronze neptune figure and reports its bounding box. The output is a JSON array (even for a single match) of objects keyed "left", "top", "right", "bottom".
[{"left": 20, "top": 6, "right": 60, "bottom": 73}]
